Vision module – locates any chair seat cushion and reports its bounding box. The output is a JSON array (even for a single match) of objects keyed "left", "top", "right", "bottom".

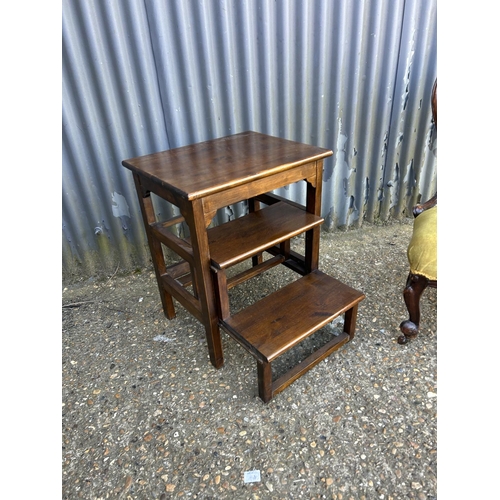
[{"left": 407, "top": 205, "right": 437, "bottom": 280}]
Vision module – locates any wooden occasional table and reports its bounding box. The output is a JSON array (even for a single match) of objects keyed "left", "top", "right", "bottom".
[{"left": 123, "top": 131, "right": 364, "bottom": 402}]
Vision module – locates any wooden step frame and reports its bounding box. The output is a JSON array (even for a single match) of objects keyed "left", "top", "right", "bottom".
[
  {"left": 147, "top": 196, "right": 322, "bottom": 321},
  {"left": 208, "top": 199, "right": 324, "bottom": 320},
  {"left": 221, "top": 270, "right": 365, "bottom": 403}
]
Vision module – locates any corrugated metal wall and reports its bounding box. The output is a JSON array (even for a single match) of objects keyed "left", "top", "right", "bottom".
[{"left": 62, "top": 0, "right": 437, "bottom": 279}]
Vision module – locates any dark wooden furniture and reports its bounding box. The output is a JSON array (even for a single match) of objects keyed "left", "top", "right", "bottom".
[
  {"left": 399, "top": 80, "right": 437, "bottom": 344},
  {"left": 123, "top": 131, "right": 365, "bottom": 401}
]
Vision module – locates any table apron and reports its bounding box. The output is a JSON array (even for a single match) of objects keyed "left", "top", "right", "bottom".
[{"left": 201, "top": 162, "right": 319, "bottom": 225}]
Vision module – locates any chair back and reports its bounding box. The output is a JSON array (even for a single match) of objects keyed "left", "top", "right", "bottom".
[{"left": 431, "top": 79, "right": 437, "bottom": 127}]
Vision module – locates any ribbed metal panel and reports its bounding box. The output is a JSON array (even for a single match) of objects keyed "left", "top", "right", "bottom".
[{"left": 62, "top": 0, "right": 437, "bottom": 279}]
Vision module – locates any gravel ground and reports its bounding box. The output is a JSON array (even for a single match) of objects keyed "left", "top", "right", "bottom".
[{"left": 62, "top": 218, "right": 437, "bottom": 500}]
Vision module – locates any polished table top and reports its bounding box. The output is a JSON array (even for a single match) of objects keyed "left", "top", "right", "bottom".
[{"left": 122, "top": 131, "right": 332, "bottom": 200}]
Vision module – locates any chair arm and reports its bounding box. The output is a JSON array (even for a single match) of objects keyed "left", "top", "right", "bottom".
[{"left": 413, "top": 193, "right": 437, "bottom": 218}]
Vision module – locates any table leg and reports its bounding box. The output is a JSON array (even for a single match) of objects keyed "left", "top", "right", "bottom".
[
  {"left": 184, "top": 199, "right": 224, "bottom": 369},
  {"left": 305, "top": 160, "right": 324, "bottom": 273},
  {"left": 132, "top": 174, "right": 176, "bottom": 319}
]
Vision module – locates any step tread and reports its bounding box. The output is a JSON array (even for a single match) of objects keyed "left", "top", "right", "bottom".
[
  {"left": 208, "top": 202, "right": 323, "bottom": 269},
  {"left": 222, "top": 270, "right": 365, "bottom": 362}
]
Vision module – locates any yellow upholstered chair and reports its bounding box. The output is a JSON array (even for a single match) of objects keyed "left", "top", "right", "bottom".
[{"left": 398, "top": 79, "right": 437, "bottom": 344}]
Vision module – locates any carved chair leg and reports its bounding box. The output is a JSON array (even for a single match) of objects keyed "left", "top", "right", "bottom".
[{"left": 398, "top": 273, "right": 429, "bottom": 344}]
